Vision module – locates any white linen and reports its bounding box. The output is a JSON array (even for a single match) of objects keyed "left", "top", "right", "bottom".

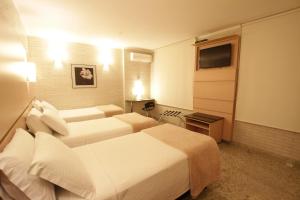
[
  {"left": 41, "top": 101, "right": 59, "bottom": 113},
  {"left": 26, "top": 108, "right": 53, "bottom": 134},
  {"left": 56, "top": 133, "right": 189, "bottom": 200},
  {"left": 32, "top": 99, "right": 43, "bottom": 112},
  {"left": 56, "top": 117, "right": 133, "bottom": 147},
  {"left": 0, "top": 129, "right": 55, "bottom": 200},
  {"left": 59, "top": 107, "right": 105, "bottom": 122},
  {"left": 41, "top": 109, "right": 69, "bottom": 136},
  {"left": 29, "top": 133, "right": 96, "bottom": 199}
]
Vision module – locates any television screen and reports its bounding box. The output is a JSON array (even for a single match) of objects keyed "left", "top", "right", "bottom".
[{"left": 199, "top": 43, "right": 232, "bottom": 68}]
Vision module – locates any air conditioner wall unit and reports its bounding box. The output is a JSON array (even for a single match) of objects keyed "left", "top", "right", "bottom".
[{"left": 130, "top": 52, "right": 152, "bottom": 63}]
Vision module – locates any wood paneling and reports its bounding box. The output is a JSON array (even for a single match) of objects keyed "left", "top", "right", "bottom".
[
  {"left": 193, "top": 98, "right": 234, "bottom": 114},
  {"left": 194, "top": 67, "right": 236, "bottom": 81},
  {"left": 194, "top": 35, "right": 240, "bottom": 141},
  {"left": 194, "top": 81, "right": 236, "bottom": 101},
  {"left": 0, "top": 100, "right": 33, "bottom": 152}
]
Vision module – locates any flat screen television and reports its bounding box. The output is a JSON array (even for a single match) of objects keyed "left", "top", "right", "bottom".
[{"left": 199, "top": 43, "right": 232, "bottom": 68}]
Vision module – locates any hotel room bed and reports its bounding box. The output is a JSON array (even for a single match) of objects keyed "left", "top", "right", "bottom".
[
  {"left": 59, "top": 104, "right": 124, "bottom": 122},
  {"left": 57, "top": 123, "right": 221, "bottom": 200},
  {"left": 0, "top": 116, "right": 220, "bottom": 200},
  {"left": 60, "top": 113, "right": 158, "bottom": 147},
  {"left": 27, "top": 107, "right": 158, "bottom": 147},
  {"left": 56, "top": 132, "right": 190, "bottom": 200},
  {"left": 34, "top": 99, "right": 124, "bottom": 122}
]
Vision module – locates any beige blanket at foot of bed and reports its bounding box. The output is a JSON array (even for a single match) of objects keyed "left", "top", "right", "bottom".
[
  {"left": 96, "top": 104, "right": 124, "bottom": 117},
  {"left": 114, "top": 112, "right": 158, "bottom": 132},
  {"left": 142, "top": 123, "right": 220, "bottom": 199}
]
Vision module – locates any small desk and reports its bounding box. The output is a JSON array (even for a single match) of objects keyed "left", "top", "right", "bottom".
[{"left": 125, "top": 99, "right": 155, "bottom": 112}]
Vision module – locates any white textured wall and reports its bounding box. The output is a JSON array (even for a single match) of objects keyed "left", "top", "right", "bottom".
[
  {"left": 151, "top": 39, "right": 194, "bottom": 110},
  {"left": 28, "top": 37, "right": 124, "bottom": 109},
  {"left": 235, "top": 10, "right": 300, "bottom": 133}
]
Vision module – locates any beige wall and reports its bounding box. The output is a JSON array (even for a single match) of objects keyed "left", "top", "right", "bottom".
[
  {"left": 151, "top": 39, "right": 194, "bottom": 110},
  {"left": 151, "top": 9, "right": 300, "bottom": 159},
  {"left": 235, "top": 9, "right": 300, "bottom": 133},
  {"left": 0, "top": 0, "right": 33, "bottom": 140},
  {"left": 28, "top": 37, "right": 124, "bottom": 109},
  {"left": 124, "top": 49, "right": 152, "bottom": 113}
]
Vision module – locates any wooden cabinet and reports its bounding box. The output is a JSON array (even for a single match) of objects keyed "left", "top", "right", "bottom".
[{"left": 185, "top": 113, "right": 224, "bottom": 143}]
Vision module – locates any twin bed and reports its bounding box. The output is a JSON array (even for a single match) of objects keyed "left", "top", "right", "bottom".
[
  {"left": 33, "top": 100, "right": 124, "bottom": 122},
  {"left": 0, "top": 100, "right": 221, "bottom": 200},
  {"left": 29, "top": 100, "right": 158, "bottom": 147}
]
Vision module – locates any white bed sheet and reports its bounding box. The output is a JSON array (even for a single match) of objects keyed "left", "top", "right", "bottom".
[
  {"left": 56, "top": 118, "right": 133, "bottom": 147},
  {"left": 56, "top": 133, "right": 189, "bottom": 200},
  {"left": 59, "top": 107, "right": 105, "bottom": 122}
]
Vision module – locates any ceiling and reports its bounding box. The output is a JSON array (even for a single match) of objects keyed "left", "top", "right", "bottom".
[{"left": 13, "top": 0, "right": 300, "bottom": 49}]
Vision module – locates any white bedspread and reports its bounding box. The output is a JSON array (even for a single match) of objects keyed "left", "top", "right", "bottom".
[
  {"left": 56, "top": 118, "right": 133, "bottom": 147},
  {"left": 56, "top": 133, "right": 189, "bottom": 200},
  {"left": 59, "top": 107, "right": 105, "bottom": 122}
]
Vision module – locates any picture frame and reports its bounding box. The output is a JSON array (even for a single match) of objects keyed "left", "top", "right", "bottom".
[{"left": 71, "top": 64, "right": 97, "bottom": 88}]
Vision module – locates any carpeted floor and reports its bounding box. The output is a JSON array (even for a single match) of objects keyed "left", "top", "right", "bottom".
[{"left": 178, "top": 143, "right": 300, "bottom": 200}]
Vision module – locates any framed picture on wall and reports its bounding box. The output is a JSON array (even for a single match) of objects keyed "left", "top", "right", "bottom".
[{"left": 71, "top": 64, "right": 97, "bottom": 88}]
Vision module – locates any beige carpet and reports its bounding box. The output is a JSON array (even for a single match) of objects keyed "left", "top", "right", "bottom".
[{"left": 178, "top": 143, "right": 300, "bottom": 200}]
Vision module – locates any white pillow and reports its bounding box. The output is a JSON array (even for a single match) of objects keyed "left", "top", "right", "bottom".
[
  {"left": 0, "top": 128, "right": 55, "bottom": 200},
  {"left": 29, "top": 133, "right": 96, "bottom": 199},
  {"left": 41, "top": 101, "right": 58, "bottom": 113},
  {"left": 41, "top": 109, "right": 69, "bottom": 135},
  {"left": 32, "top": 99, "right": 43, "bottom": 112},
  {"left": 26, "top": 108, "right": 53, "bottom": 134}
]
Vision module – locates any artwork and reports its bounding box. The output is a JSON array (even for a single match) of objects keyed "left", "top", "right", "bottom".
[{"left": 71, "top": 64, "right": 97, "bottom": 88}]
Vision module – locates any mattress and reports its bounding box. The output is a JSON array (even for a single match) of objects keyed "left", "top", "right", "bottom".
[
  {"left": 56, "top": 133, "right": 189, "bottom": 200},
  {"left": 56, "top": 117, "right": 133, "bottom": 147},
  {"left": 59, "top": 107, "right": 105, "bottom": 122},
  {"left": 59, "top": 104, "right": 124, "bottom": 122}
]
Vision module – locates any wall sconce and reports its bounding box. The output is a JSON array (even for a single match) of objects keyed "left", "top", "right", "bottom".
[
  {"left": 26, "top": 62, "right": 36, "bottom": 82},
  {"left": 99, "top": 48, "right": 113, "bottom": 71},
  {"left": 132, "top": 78, "right": 144, "bottom": 100},
  {"left": 48, "top": 40, "right": 68, "bottom": 69}
]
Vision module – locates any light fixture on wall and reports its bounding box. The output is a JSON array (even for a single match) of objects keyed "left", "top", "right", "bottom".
[
  {"left": 47, "top": 39, "right": 68, "bottom": 69},
  {"left": 26, "top": 62, "right": 36, "bottom": 82},
  {"left": 98, "top": 47, "right": 113, "bottom": 71},
  {"left": 132, "top": 78, "right": 144, "bottom": 100}
]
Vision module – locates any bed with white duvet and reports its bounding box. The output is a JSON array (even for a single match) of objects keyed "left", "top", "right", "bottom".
[
  {"left": 0, "top": 124, "right": 220, "bottom": 200},
  {"left": 26, "top": 107, "right": 158, "bottom": 147},
  {"left": 33, "top": 99, "right": 124, "bottom": 122}
]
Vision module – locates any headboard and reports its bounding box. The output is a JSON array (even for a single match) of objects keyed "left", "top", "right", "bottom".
[{"left": 0, "top": 99, "right": 33, "bottom": 152}]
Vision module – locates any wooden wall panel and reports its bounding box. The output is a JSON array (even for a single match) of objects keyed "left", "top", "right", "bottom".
[
  {"left": 193, "top": 98, "right": 234, "bottom": 114},
  {"left": 194, "top": 81, "right": 235, "bottom": 101},
  {"left": 194, "top": 35, "right": 240, "bottom": 141},
  {"left": 194, "top": 67, "right": 236, "bottom": 82}
]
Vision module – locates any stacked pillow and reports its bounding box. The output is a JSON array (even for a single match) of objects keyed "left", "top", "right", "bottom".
[
  {"left": 32, "top": 99, "right": 59, "bottom": 113},
  {"left": 32, "top": 99, "right": 43, "bottom": 112},
  {"left": 26, "top": 101, "right": 69, "bottom": 136},
  {"left": 29, "top": 133, "right": 96, "bottom": 199},
  {"left": 41, "top": 101, "right": 59, "bottom": 113},
  {"left": 0, "top": 129, "right": 55, "bottom": 199},
  {"left": 26, "top": 108, "right": 53, "bottom": 134},
  {"left": 0, "top": 129, "right": 96, "bottom": 199},
  {"left": 40, "top": 109, "right": 69, "bottom": 136}
]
